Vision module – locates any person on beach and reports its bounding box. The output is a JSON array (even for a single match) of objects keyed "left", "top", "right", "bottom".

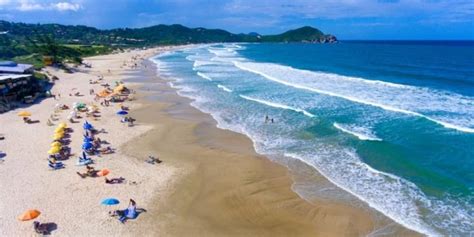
[
  {"left": 105, "top": 177, "right": 125, "bottom": 184},
  {"left": 128, "top": 117, "right": 135, "bottom": 126},
  {"left": 76, "top": 165, "right": 98, "bottom": 178},
  {"left": 120, "top": 199, "right": 137, "bottom": 223},
  {"left": 109, "top": 199, "right": 139, "bottom": 223}
]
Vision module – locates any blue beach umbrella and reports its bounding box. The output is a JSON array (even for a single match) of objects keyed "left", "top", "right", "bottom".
[
  {"left": 83, "top": 123, "right": 93, "bottom": 130},
  {"left": 82, "top": 142, "right": 93, "bottom": 150},
  {"left": 101, "top": 198, "right": 120, "bottom": 206},
  {"left": 116, "top": 110, "right": 128, "bottom": 116},
  {"left": 83, "top": 136, "right": 92, "bottom": 143}
]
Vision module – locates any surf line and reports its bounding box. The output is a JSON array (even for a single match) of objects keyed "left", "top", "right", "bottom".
[
  {"left": 233, "top": 61, "right": 474, "bottom": 133},
  {"left": 239, "top": 95, "right": 315, "bottom": 118}
]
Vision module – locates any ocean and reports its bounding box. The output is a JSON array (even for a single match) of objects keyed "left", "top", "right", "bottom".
[{"left": 151, "top": 41, "right": 474, "bottom": 236}]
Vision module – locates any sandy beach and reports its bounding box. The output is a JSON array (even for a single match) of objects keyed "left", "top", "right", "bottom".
[{"left": 0, "top": 47, "right": 420, "bottom": 236}]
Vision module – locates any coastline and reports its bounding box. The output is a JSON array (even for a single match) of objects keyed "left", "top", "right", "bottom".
[
  {"left": 126, "top": 54, "right": 421, "bottom": 236},
  {"left": 0, "top": 46, "right": 420, "bottom": 236}
]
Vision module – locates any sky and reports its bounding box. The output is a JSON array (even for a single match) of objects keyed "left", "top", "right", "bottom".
[{"left": 0, "top": 0, "right": 473, "bottom": 40}]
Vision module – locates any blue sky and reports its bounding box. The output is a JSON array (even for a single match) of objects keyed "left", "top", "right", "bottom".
[{"left": 0, "top": 0, "right": 473, "bottom": 39}]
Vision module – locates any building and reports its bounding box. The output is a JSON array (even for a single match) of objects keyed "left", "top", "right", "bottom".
[{"left": 0, "top": 61, "right": 34, "bottom": 74}]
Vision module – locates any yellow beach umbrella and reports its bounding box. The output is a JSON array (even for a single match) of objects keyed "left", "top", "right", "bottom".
[
  {"left": 58, "top": 122, "right": 67, "bottom": 128},
  {"left": 48, "top": 146, "right": 61, "bottom": 154},
  {"left": 54, "top": 127, "right": 64, "bottom": 133},
  {"left": 17, "top": 111, "right": 32, "bottom": 117},
  {"left": 113, "top": 84, "right": 125, "bottom": 93},
  {"left": 53, "top": 133, "right": 63, "bottom": 140},
  {"left": 50, "top": 141, "right": 62, "bottom": 147}
]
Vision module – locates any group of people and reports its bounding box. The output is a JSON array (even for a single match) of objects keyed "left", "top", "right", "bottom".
[{"left": 264, "top": 115, "right": 275, "bottom": 124}]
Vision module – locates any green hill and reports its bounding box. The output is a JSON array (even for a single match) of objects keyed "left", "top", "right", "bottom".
[
  {"left": 0, "top": 20, "right": 336, "bottom": 46},
  {"left": 262, "top": 26, "right": 337, "bottom": 43},
  {"left": 0, "top": 21, "right": 337, "bottom": 66}
]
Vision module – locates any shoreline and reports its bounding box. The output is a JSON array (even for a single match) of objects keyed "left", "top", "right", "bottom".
[
  {"left": 126, "top": 53, "right": 421, "bottom": 236},
  {"left": 0, "top": 46, "right": 420, "bottom": 236}
]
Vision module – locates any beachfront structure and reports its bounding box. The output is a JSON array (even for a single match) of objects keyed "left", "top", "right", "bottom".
[
  {"left": 0, "top": 74, "right": 41, "bottom": 112},
  {"left": 0, "top": 61, "right": 34, "bottom": 74}
]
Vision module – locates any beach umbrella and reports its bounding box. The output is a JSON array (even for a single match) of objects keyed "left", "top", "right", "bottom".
[
  {"left": 17, "top": 111, "right": 31, "bottom": 117},
  {"left": 48, "top": 146, "right": 61, "bottom": 154},
  {"left": 82, "top": 142, "right": 93, "bottom": 150},
  {"left": 50, "top": 141, "right": 62, "bottom": 147},
  {"left": 54, "top": 127, "right": 64, "bottom": 133},
  {"left": 53, "top": 134, "right": 63, "bottom": 140},
  {"left": 58, "top": 122, "right": 67, "bottom": 128},
  {"left": 83, "top": 137, "right": 92, "bottom": 143},
  {"left": 116, "top": 110, "right": 128, "bottom": 116},
  {"left": 97, "top": 90, "right": 110, "bottom": 98},
  {"left": 83, "top": 123, "right": 93, "bottom": 130},
  {"left": 51, "top": 144, "right": 62, "bottom": 150},
  {"left": 97, "top": 168, "right": 110, "bottom": 177},
  {"left": 18, "top": 209, "right": 41, "bottom": 221},
  {"left": 73, "top": 102, "right": 84, "bottom": 109},
  {"left": 101, "top": 198, "right": 119, "bottom": 206}
]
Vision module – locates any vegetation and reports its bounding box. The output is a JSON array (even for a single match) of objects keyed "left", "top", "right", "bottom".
[{"left": 0, "top": 20, "right": 337, "bottom": 68}]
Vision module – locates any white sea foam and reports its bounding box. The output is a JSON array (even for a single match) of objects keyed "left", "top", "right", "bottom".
[
  {"left": 333, "top": 123, "right": 382, "bottom": 141},
  {"left": 196, "top": 72, "right": 212, "bottom": 81},
  {"left": 233, "top": 61, "right": 474, "bottom": 133},
  {"left": 217, "top": 84, "right": 233, "bottom": 93},
  {"left": 193, "top": 60, "right": 216, "bottom": 68},
  {"left": 240, "top": 95, "right": 315, "bottom": 118},
  {"left": 208, "top": 48, "right": 237, "bottom": 57},
  {"left": 284, "top": 152, "right": 440, "bottom": 236}
]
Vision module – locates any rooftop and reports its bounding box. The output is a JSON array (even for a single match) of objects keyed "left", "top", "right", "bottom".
[
  {"left": 0, "top": 61, "right": 34, "bottom": 74},
  {"left": 0, "top": 74, "right": 32, "bottom": 83}
]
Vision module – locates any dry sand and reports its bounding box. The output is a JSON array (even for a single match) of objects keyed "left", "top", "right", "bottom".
[{"left": 0, "top": 47, "right": 421, "bottom": 236}]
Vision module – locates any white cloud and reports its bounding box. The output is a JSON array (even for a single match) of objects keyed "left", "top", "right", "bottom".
[
  {"left": 17, "top": 0, "right": 45, "bottom": 11},
  {"left": 10, "top": 0, "right": 82, "bottom": 12},
  {"left": 52, "top": 2, "right": 81, "bottom": 11},
  {"left": 0, "top": 0, "right": 11, "bottom": 5}
]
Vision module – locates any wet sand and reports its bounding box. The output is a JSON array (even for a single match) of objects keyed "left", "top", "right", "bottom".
[{"left": 122, "top": 59, "right": 421, "bottom": 236}]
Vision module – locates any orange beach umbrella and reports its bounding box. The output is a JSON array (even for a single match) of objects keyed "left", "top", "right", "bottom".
[
  {"left": 97, "top": 168, "right": 110, "bottom": 177},
  {"left": 18, "top": 209, "right": 41, "bottom": 221},
  {"left": 17, "top": 111, "right": 31, "bottom": 117},
  {"left": 97, "top": 90, "right": 111, "bottom": 98}
]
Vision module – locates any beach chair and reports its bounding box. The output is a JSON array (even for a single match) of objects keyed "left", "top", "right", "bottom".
[
  {"left": 76, "top": 157, "right": 93, "bottom": 166},
  {"left": 48, "top": 162, "right": 65, "bottom": 170}
]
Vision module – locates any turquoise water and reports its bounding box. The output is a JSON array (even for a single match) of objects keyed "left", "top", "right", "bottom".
[{"left": 152, "top": 42, "right": 474, "bottom": 236}]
